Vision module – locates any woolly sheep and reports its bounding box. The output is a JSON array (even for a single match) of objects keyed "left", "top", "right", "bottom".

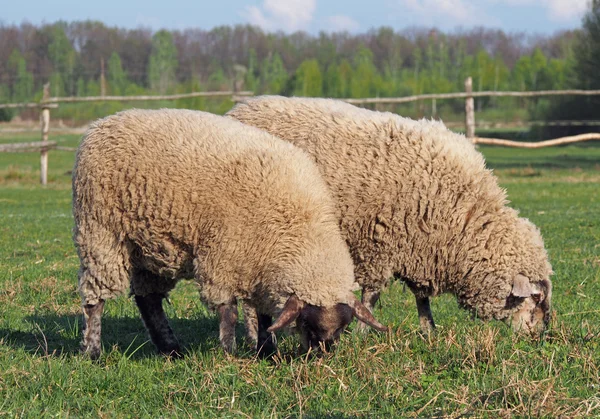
[
  {"left": 72, "top": 108, "right": 386, "bottom": 360},
  {"left": 227, "top": 96, "right": 553, "bottom": 337}
]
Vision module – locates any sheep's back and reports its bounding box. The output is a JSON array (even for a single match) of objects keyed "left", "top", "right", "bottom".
[{"left": 72, "top": 108, "right": 340, "bottom": 283}]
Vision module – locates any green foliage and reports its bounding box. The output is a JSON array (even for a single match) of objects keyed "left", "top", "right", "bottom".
[
  {"left": 544, "top": 0, "right": 600, "bottom": 126},
  {"left": 244, "top": 48, "right": 259, "bottom": 93},
  {"left": 175, "top": 77, "right": 205, "bottom": 110},
  {"left": 575, "top": 0, "right": 600, "bottom": 90},
  {"left": 350, "top": 46, "right": 379, "bottom": 98},
  {"left": 107, "top": 52, "right": 128, "bottom": 95},
  {"left": 260, "top": 53, "right": 287, "bottom": 94},
  {"left": 48, "top": 24, "right": 76, "bottom": 96},
  {"left": 8, "top": 49, "right": 34, "bottom": 102},
  {"left": 0, "top": 84, "right": 14, "bottom": 121},
  {"left": 206, "top": 67, "right": 228, "bottom": 91},
  {"left": 148, "top": 30, "right": 178, "bottom": 94},
  {"left": 0, "top": 21, "right": 587, "bottom": 124},
  {"left": 323, "top": 59, "right": 353, "bottom": 98},
  {"left": 294, "top": 59, "right": 323, "bottom": 97},
  {"left": 49, "top": 72, "right": 65, "bottom": 97}
]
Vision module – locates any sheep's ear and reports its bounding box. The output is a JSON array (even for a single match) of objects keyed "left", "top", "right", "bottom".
[
  {"left": 511, "top": 274, "right": 533, "bottom": 298},
  {"left": 267, "top": 295, "right": 305, "bottom": 333},
  {"left": 349, "top": 296, "right": 388, "bottom": 332}
]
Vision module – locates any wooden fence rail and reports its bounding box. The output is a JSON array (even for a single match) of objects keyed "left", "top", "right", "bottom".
[
  {"left": 0, "top": 102, "right": 59, "bottom": 109},
  {"left": 0, "top": 141, "right": 57, "bottom": 152},
  {"left": 473, "top": 133, "right": 600, "bottom": 148},
  {"left": 46, "top": 90, "right": 253, "bottom": 104},
  {"left": 341, "top": 89, "right": 600, "bottom": 105}
]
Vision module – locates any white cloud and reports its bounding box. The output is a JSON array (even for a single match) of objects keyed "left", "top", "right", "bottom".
[
  {"left": 487, "top": 0, "right": 588, "bottom": 22},
  {"left": 243, "top": 0, "right": 316, "bottom": 32},
  {"left": 547, "top": 0, "right": 588, "bottom": 21},
  {"left": 326, "top": 15, "right": 360, "bottom": 32},
  {"left": 397, "top": 0, "right": 489, "bottom": 26}
]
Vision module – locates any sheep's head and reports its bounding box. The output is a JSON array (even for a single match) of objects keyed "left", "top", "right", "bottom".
[
  {"left": 506, "top": 274, "right": 552, "bottom": 335},
  {"left": 268, "top": 294, "right": 388, "bottom": 352}
]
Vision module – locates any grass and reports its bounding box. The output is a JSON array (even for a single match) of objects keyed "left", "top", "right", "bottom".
[{"left": 0, "top": 131, "right": 599, "bottom": 417}]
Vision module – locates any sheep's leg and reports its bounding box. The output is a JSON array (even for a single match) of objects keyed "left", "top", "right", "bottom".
[
  {"left": 81, "top": 300, "right": 105, "bottom": 360},
  {"left": 416, "top": 296, "right": 436, "bottom": 334},
  {"left": 256, "top": 313, "right": 276, "bottom": 358},
  {"left": 242, "top": 301, "right": 259, "bottom": 348},
  {"left": 134, "top": 293, "right": 181, "bottom": 358},
  {"left": 217, "top": 299, "right": 238, "bottom": 354},
  {"left": 355, "top": 288, "right": 381, "bottom": 333}
]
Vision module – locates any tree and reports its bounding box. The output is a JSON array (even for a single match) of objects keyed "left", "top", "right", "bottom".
[
  {"left": 0, "top": 84, "right": 13, "bottom": 121},
  {"left": 148, "top": 30, "right": 178, "bottom": 94},
  {"left": 107, "top": 52, "right": 127, "bottom": 95},
  {"left": 351, "top": 46, "right": 378, "bottom": 98},
  {"left": 529, "top": 48, "right": 548, "bottom": 90},
  {"left": 8, "top": 49, "right": 34, "bottom": 102},
  {"left": 245, "top": 49, "right": 259, "bottom": 93},
  {"left": 261, "top": 53, "right": 287, "bottom": 94},
  {"left": 294, "top": 59, "right": 322, "bottom": 97},
  {"left": 575, "top": 0, "right": 600, "bottom": 91},
  {"left": 48, "top": 24, "right": 76, "bottom": 96},
  {"left": 545, "top": 0, "right": 600, "bottom": 124},
  {"left": 512, "top": 55, "right": 531, "bottom": 91}
]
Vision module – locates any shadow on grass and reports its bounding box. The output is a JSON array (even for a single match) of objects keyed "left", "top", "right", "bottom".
[
  {"left": 485, "top": 152, "right": 600, "bottom": 171},
  {"left": 0, "top": 312, "right": 255, "bottom": 360}
]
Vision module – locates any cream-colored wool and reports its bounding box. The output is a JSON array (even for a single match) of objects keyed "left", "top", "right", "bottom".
[
  {"left": 72, "top": 108, "right": 356, "bottom": 317},
  {"left": 228, "top": 96, "right": 553, "bottom": 324}
]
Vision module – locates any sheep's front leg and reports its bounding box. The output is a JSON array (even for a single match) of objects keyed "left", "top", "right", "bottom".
[
  {"left": 135, "top": 293, "right": 182, "bottom": 358},
  {"left": 355, "top": 288, "right": 380, "bottom": 333},
  {"left": 242, "top": 301, "right": 259, "bottom": 348},
  {"left": 256, "top": 313, "right": 276, "bottom": 358},
  {"left": 81, "top": 300, "right": 105, "bottom": 360},
  {"left": 416, "top": 296, "right": 436, "bottom": 334},
  {"left": 217, "top": 299, "right": 238, "bottom": 354}
]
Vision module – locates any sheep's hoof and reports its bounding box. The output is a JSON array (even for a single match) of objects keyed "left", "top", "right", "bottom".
[
  {"left": 81, "top": 343, "right": 101, "bottom": 360},
  {"left": 257, "top": 340, "right": 276, "bottom": 359},
  {"left": 354, "top": 320, "right": 370, "bottom": 334},
  {"left": 160, "top": 347, "right": 184, "bottom": 359}
]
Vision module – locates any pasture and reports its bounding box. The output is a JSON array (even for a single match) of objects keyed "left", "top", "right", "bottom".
[{"left": 0, "top": 131, "right": 598, "bottom": 417}]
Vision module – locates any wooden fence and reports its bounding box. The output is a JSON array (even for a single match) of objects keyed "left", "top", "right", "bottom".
[
  {"left": 1, "top": 79, "right": 600, "bottom": 184},
  {"left": 0, "top": 86, "right": 253, "bottom": 185}
]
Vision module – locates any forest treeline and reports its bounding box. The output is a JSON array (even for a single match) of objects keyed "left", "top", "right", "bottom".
[{"left": 1, "top": 1, "right": 599, "bottom": 126}]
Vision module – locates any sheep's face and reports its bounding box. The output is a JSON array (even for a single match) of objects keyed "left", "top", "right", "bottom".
[
  {"left": 506, "top": 276, "right": 552, "bottom": 335},
  {"left": 296, "top": 304, "right": 353, "bottom": 352},
  {"left": 267, "top": 294, "right": 388, "bottom": 353}
]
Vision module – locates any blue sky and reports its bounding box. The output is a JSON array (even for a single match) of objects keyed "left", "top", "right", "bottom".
[{"left": 1, "top": 0, "right": 590, "bottom": 34}]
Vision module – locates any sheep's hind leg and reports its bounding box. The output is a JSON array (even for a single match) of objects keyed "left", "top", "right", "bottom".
[
  {"left": 242, "top": 301, "right": 259, "bottom": 348},
  {"left": 355, "top": 288, "right": 381, "bottom": 333},
  {"left": 256, "top": 313, "right": 276, "bottom": 358},
  {"left": 416, "top": 296, "right": 436, "bottom": 334},
  {"left": 217, "top": 298, "right": 238, "bottom": 354},
  {"left": 81, "top": 300, "right": 105, "bottom": 360},
  {"left": 135, "top": 293, "right": 182, "bottom": 358}
]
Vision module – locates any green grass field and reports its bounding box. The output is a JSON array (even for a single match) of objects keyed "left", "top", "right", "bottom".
[{"left": 0, "top": 131, "right": 599, "bottom": 418}]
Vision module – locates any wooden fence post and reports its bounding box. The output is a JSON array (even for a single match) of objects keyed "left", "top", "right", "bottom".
[
  {"left": 465, "top": 77, "right": 475, "bottom": 140},
  {"left": 100, "top": 57, "right": 106, "bottom": 97},
  {"left": 40, "top": 83, "right": 50, "bottom": 185}
]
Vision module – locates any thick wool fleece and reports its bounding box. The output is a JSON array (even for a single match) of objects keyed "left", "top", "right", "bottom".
[
  {"left": 227, "top": 96, "right": 552, "bottom": 321},
  {"left": 72, "top": 108, "right": 355, "bottom": 316}
]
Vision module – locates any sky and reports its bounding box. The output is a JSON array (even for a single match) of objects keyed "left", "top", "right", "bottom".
[{"left": 0, "top": 0, "right": 591, "bottom": 34}]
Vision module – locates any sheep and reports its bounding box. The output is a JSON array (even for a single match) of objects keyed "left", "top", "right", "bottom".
[
  {"left": 72, "top": 108, "right": 386, "bottom": 360},
  {"left": 227, "top": 96, "right": 553, "bottom": 337}
]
